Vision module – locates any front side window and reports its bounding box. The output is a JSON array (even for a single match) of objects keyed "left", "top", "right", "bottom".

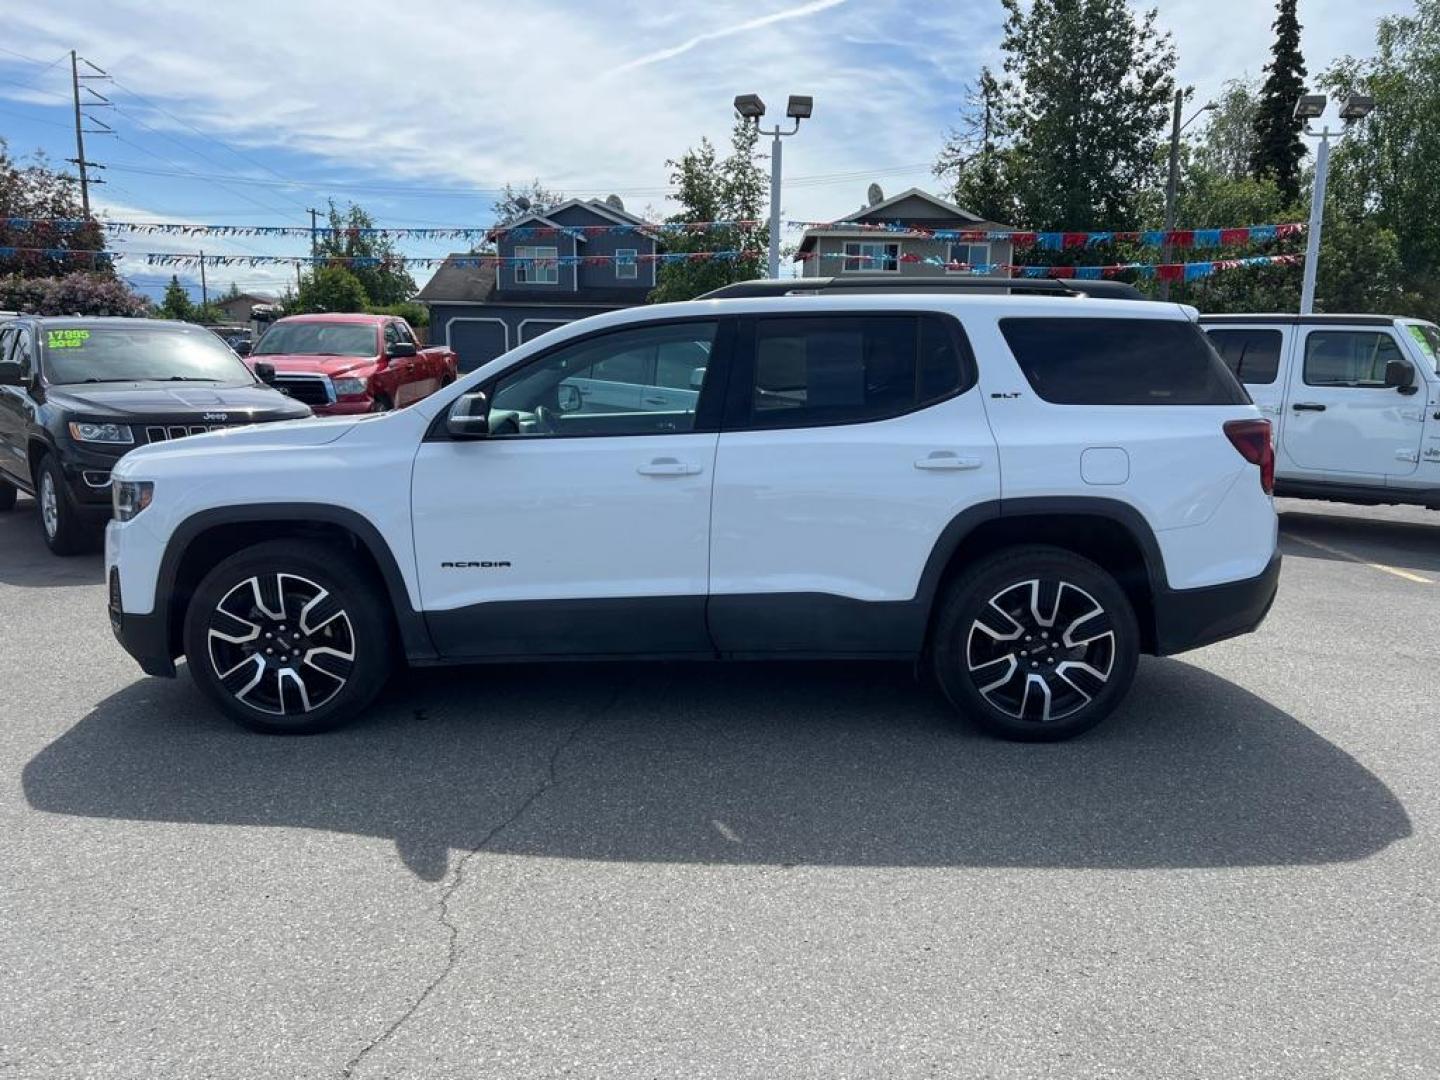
[
  {"left": 515, "top": 245, "right": 559, "bottom": 285},
  {"left": 488, "top": 321, "right": 718, "bottom": 437},
  {"left": 842, "top": 241, "right": 899, "bottom": 273},
  {"left": 1304, "top": 330, "right": 1404, "bottom": 388},
  {"left": 615, "top": 248, "right": 638, "bottom": 280},
  {"left": 383, "top": 322, "right": 400, "bottom": 348},
  {"left": 254, "top": 322, "right": 378, "bottom": 358},
  {"left": 42, "top": 325, "right": 254, "bottom": 385},
  {"left": 947, "top": 242, "right": 991, "bottom": 271},
  {"left": 748, "top": 314, "right": 964, "bottom": 427},
  {"left": 1404, "top": 322, "right": 1439, "bottom": 372},
  {"left": 1206, "top": 328, "right": 1282, "bottom": 385},
  {"left": 999, "top": 318, "right": 1249, "bottom": 405}
]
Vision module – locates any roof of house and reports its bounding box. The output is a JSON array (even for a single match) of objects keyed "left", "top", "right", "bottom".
[
  {"left": 415, "top": 257, "right": 500, "bottom": 304},
  {"left": 796, "top": 187, "right": 1013, "bottom": 256}
]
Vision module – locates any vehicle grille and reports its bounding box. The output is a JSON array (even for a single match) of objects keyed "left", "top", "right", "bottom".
[
  {"left": 143, "top": 424, "right": 236, "bottom": 444},
  {"left": 272, "top": 374, "right": 334, "bottom": 407}
]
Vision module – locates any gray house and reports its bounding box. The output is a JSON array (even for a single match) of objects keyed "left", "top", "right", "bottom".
[
  {"left": 796, "top": 187, "right": 1015, "bottom": 278},
  {"left": 418, "top": 198, "right": 660, "bottom": 373}
]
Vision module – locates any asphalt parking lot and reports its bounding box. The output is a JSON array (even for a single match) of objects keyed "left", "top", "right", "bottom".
[{"left": 1, "top": 496, "right": 1436, "bottom": 1079}]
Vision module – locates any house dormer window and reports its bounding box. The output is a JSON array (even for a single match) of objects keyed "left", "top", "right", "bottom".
[
  {"left": 515, "top": 245, "right": 559, "bottom": 285},
  {"left": 842, "top": 241, "right": 899, "bottom": 273},
  {"left": 615, "top": 248, "right": 638, "bottom": 280}
]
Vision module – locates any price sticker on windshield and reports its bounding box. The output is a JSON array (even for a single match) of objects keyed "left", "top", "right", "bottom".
[{"left": 47, "top": 329, "right": 91, "bottom": 349}]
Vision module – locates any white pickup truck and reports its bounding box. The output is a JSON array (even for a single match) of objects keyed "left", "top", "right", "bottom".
[{"left": 1201, "top": 314, "right": 1440, "bottom": 510}]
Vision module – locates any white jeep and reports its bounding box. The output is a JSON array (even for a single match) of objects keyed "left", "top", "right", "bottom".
[{"left": 107, "top": 283, "right": 1280, "bottom": 741}]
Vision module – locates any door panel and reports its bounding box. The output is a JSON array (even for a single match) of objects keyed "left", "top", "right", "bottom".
[{"left": 1285, "top": 327, "right": 1424, "bottom": 478}]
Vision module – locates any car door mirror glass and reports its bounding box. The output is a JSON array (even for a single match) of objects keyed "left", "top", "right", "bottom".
[
  {"left": 556, "top": 382, "right": 582, "bottom": 412},
  {"left": 446, "top": 391, "right": 490, "bottom": 439}
]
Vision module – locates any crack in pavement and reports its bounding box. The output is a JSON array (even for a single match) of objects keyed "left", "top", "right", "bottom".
[{"left": 339, "top": 680, "right": 627, "bottom": 1079}]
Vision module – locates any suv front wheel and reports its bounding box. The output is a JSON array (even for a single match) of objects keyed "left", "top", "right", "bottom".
[
  {"left": 932, "top": 546, "right": 1140, "bottom": 742},
  {"left": 183, "top": 540, "right": 394, "bottom": 734}
]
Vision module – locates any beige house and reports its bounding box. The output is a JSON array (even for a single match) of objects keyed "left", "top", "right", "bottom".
[{"left": 795, "top": 187, "right": 1014, "bottom": 278}]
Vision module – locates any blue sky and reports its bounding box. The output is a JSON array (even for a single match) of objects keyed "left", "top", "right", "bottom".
[{"left": 0, "top": 0, "right": 1410, "bottom": 300}]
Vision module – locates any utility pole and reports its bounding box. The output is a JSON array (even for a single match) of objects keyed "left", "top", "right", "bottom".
[
  {"left": 67, "top": 51, "right": 111, "bottom": 219},
  {"left": 1158, "top": 92, "right": 1215, "bottom": 301},
  {"left": 308, "top": 208, "right": 320, "bottom": 268},
  {"left": 199, "top": 251, "right": 208, "bottom": 311}
]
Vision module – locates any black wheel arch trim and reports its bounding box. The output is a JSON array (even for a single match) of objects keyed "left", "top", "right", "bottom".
[{"left": 151, "top": 503, "right": 437, "bottom": 667}]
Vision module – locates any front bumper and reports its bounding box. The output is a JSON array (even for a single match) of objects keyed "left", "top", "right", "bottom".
[
  {"left": 1152, "top": 553, "right": 1282, "bottom": 655},
  {"left": 312, "top": 398, "right": 375, "bottom": 416},
  {"left": 108, "top": 566, "right": 176, "bottom": 677}
]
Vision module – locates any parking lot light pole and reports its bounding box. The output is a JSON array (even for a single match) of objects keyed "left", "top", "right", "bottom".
[
  {"left": 1158, "top": 92, "right": 1216, "bottom": 301},
  {"left": 734, "top": 93, "right": 813, "bottom": 279},
  {"left": 1297, "top": 92, "right": 1375, "bottom": 314}
]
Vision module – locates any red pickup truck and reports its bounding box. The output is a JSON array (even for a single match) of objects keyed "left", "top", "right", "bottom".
[{"left": 241, "top": 313, "right": 458, "bottom": 415}]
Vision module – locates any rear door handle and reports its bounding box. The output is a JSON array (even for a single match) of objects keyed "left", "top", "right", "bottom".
[
  {"left": 1292, "top": 402, "right": 1327, "bottom": 412},
  {"left": 637, "top": 457, "right": 702, "bottom": 477},
  {"left": 914, "top": 452, "right": 983, "bottom": 471},
  {"left": 642, "top": 395, "right": 668, "bottom": 406}
]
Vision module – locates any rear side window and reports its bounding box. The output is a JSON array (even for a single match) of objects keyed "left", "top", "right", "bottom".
[
  {"left": 999, "top": 318, "right": 1249, "bottom": 405},
  {"left": 1304, "top": 330, "right": 1404, "bottom": 387},
  {"left": 1206, "top": 328, "right": 1282, "bottom": 385},
  {"left": 749, "top": 314, "right": 966, "bottom": 427}
]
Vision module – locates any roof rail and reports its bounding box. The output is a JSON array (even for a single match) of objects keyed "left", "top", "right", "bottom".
[{"left": 698, "top": 276, "right": 1148, "bottom": 301}]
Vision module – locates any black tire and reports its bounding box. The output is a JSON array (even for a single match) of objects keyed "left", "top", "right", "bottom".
[
  {"left": 931, "top": 545, "right": 1139, "bottom": 742},
  {"left": 182, "top": 539, "right": 394, "bottom": 734},
  {"left": 371, "top": 393, "right": 394, "bottom": 413},
  {"left": 0, "top": 478, "right": 15, "bottom": 511},
  {"left": 35, "top": 454, "right": 93, "bottom": 556}
]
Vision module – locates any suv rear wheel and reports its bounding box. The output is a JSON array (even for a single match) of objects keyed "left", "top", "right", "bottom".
[
  {"left": 932, "top": 545, "right": 1139, "bottom": 742},
  {"left": 183, "top": 540, "right": 394, "bottom": 734}
]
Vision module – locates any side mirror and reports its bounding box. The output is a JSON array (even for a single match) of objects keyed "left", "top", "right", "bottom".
[
  {"left": 689, "top": 366, "right": 706, "bottom": 389},
  {"left": 253, "top": 361, "right": 277, "bottom": 385},
  {"left": 234, "top": 340, "right": 253, "bottom": 357},
  {"left": 1384, "top": 357, "right": 1416, "bottom": 392},
  {"left": 557, "top": 382, "right": 582, "bottom": 412},
  {"left": 0, "top": 360, "right": 22, "bottom": 387},
  {"left": 446, "top": 391, "right": 490, "bottom": 439},
  {"left": 387, "top": 341, "right": 418, "bottom": 359}
]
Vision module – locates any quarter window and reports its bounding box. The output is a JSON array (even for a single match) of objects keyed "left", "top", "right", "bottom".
[
  {"left": 1206, "top": 328, "right": 1282, "bottom": 385},
  {"left": 748, "top": 314, "right": 965, "bottom": 427},
  {"left": 615, "top": 248, "right": 638, "bottom": 280},
  {"left": 515, "top": 245, "right": 559, "bottom": 285},
  {"left": 488, "top": 321, "right": 717, "bottom": 437},
  {"left": 1000, "top": 318, "right": 1249, "bottom": 405},
  {"left": 1304, "top": 330, "right": 1404, "bottom": 388},
  {"left": 842, "top": 241, "right": 899, "bottom": 273}
]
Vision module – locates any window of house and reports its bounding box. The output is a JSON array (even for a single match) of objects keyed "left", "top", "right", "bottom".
[
  {"left": 515, "top": 245, "right": 559, "bottom": 285},
  {"left": 999, "top": 318, "right": 1249, "bottom": 405},
  {"left": 488, "top": 321, "right": 718, "bottom": 437},
  {"left": 1205, "top": 328, "right": 1282, "bottom": 385},
  {"left": 615, "top": 248, "right": 638, "bottom": 280},
  {"left": 1303, "top": 330, "right": 1405, "bottom": 388},
  {"left": 947, "top": 242, "right": 991, "bottom": 272},
  {"left": 748, "top": 314, "right": 966, "bottom": 427},
  {"left": 842, "top": 241, "right": 900, "bottom": 273}
]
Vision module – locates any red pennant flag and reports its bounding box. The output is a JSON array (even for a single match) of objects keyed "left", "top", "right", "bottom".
[
  {"left": 1062, "top": 233, "right": 1088, "bottom": 250},
  {"left": 1156, "top": 263, "right": 1185, "bottom": 281},
  {"left": 1010, "top": 232, "right": 1038, "bottom": 249},
  {"left": 1220, "top": 228, "right": 1251, "bottom": 246},
  {"left": 1166, "top": 230, "right": 1195, "bottom": 249},
  {"left": 1046, "top": 266, "right": 1076, "bottom": 278}
]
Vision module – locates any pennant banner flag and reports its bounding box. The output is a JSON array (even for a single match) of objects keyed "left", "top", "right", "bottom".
[
  {"left": 2, "top": 218, "right": 764, "bottom": 241},
  {"left": 798, "top": 249, "right": 1305, "bottom": 280},
  {"left": 787, "top": 221, "right": 1304, "bottom": 249}
]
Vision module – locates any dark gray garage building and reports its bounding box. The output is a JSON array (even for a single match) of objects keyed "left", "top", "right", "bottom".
[{"left": 418, "top": 198, "right": 660, "bottom": 373}]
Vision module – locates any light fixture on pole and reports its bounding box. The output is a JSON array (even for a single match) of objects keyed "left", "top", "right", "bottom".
[
  {"left": 734, "top": 92, "right": 813, "bottom": 279},
  {"left": 1297, "top": 92, "right": 1375, "bottom": 314}
]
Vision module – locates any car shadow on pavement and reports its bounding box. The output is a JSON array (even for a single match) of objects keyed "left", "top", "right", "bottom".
[
  {"left": 1279, "top": 508, "right": 1440, "bottom": 576},
  {"left": 0, "top": 498, "right": 105, "bottom": 587},
  {"left": 22, "top": 657, "right": 1411, "bottom": 881}
]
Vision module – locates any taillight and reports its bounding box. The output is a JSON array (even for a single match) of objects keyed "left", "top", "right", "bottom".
[{"left": 1224, "top": 419, "right": 1274, "bottom": 495}]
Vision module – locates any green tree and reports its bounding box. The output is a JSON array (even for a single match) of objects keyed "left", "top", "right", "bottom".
[
  {"left": 159, "top": 275, "right": 195, "bottom": 321},
  {"left": 294, "top": 265, "right": 370, "bottom": 313},
  {"left": 315, "top": 200, "right": 416, "bottom": 306},
  {"left": 1323, "top": 0, "right": 1440, "bottom": 320},
  {"left": 1195, "top": 80, "right": 1262, "bottom": 182},
  {"left": 0, "top": 139, "right": 112, "bottom": 280},
  {"left": 490, "top": 180, "right": 567, "bottom": 228},
  {"left": 649, "top": 117, "right": 768, "bottom": 303},
  {"left": 220, "top": 281, "right": 243, "bottom": 303},
  {"left": 982, "top": 0, "right": 1177, "bottom": 231},
  {"left": 935, "top": 67, "right": 1019, "bottom": 223},
  {"left": 1249, "top": 0, "right": 1308, "bottom": 204}
]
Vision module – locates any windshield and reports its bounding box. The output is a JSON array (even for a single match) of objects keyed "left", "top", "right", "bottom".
[
  {"left": 253, "top": 321, "right": 377, "bottom": 357},
  {"left": 1404, "top": 322, "right": 1439, "bottom": 372},
  {"left": 42, "top": 325, "right": 256, "bottom": 385}
]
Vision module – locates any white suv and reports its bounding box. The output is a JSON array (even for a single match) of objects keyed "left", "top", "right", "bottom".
[{"left": 106, "top": 285, "right": 1280, "bottom": 741}]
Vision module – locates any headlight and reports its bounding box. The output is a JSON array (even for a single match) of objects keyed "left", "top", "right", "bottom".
[
  {"left": 112, "top": 480, "right": 154, "bottom": 522},
  {"left": 69, "top": 421, "right": 134, "bottom": 444},
  {"left": 332, "top": 377, "right": 367, "bottom": 396}
]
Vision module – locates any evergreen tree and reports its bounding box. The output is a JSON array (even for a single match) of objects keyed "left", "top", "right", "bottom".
[
  {"left": 1249, "top": 0, "right": 1308, "bottom": 203},
  {"left": 934, "top": 68, "right": 1018, "bottom": 223},
  {"left": 159, "top": 275, "right": 195, "bottom": 321}
]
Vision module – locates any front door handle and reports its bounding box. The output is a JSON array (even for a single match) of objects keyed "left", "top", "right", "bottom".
[
  {"left": 914, "top": 452, "right": 983, "bottom": 471},
  {"left": 1292, "top": 402, "right": 1327, "bottom": 412},
  {"left": 637, "top": 457, "right": 702, "bottom": 477}
]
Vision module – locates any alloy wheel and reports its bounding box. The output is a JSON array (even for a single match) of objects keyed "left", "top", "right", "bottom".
[
  {"left": 965, "top": 578, "right": 1116, "bottom": 724},
  {"left": 39, "top": 471, "right": 58, "bottom": 538},
  {"left": 206, "top": 573, "right": 356, "bottom": 716}
]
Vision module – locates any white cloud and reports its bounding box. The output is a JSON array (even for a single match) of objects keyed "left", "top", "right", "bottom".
[{"left": 611, "top": 0, "right": 848, "bottom": 74}]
